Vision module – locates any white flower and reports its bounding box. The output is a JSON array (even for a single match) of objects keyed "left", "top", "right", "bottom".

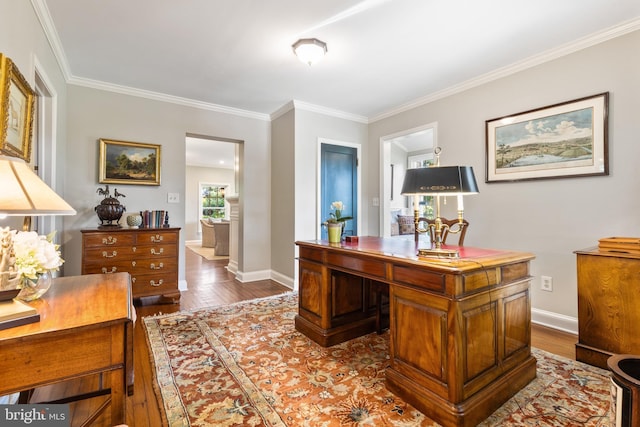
[
  {"left": 331, "top": 201, "right": 344, "bottom": 211},
  {"left": 11, "top": 231, "right": 64, "bottom": 280}
]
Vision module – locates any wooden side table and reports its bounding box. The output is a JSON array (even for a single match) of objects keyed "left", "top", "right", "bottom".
[{"left": 0, "top": 273, "right": 134, "bottom": 425}]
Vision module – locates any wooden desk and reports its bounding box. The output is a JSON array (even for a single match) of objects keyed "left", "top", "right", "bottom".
[
  {"left": 0, "top": 273, "right": 134, "bottom": 425},
  {"left": 295, "top": 237, "right": 536, "bottom": 427}
]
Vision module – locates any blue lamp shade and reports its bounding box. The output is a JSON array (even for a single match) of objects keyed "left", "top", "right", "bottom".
[{"left": 401, "top": 166, "right": 479, "bottom": 196}]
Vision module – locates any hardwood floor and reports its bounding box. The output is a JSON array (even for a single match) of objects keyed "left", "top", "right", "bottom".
[{"left": 29, "top": 246, "right": 578, "bottom": 426}]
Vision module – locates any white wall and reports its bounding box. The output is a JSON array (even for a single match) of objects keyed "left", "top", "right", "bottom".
[
  {"left": 270, "top": 107, "right": 368, "bottom": 288},
  {"left": 6, "top": 1, "right": 639, "bottom": 332},
  {"left": 368, "top": 30, "right": 640, "bottom": 330},
  {"left": 185, "top": 165, "right": 235, "bottom": 241},
  {"left": 270, "top": 109, "right": 294, "bottom": 286},
  {"left": 63, "top": 85, "right": 272, "bottom": 284},
  {"left": 0, "top": 1, "right": 72, "bottom": 270}
]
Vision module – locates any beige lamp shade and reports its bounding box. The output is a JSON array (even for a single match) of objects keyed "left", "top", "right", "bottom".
[{"left": 0, "top": 155, "right": 76, "bottom": 216}]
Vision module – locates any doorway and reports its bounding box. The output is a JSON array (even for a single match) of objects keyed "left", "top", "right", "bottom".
[
  {"left": 380, "top": 123, "right": 436, "bottom": 237},
  {"left": 185, "top": 135, "right": 239, "bottom": 241},
  {"left": 318, "top": 139, "right": 360, "bottom": 239}
]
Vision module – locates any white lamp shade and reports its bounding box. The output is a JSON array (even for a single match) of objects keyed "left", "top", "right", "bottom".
[
  {"left": 292, "top": 38, "right": 327, "bottom": 66},
  {"left": 0, "top": 155, "right": 76, "bottom": 215}
]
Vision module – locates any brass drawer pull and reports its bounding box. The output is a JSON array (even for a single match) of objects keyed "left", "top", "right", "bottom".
[
  {"left": 102, "top": 251, "right": 117, "bottom": 258},
  {"left": 150, "top": 263, "right": 164, "bottom": 270},
  {"left": 132, "top": 277, "right": 136, "bottom": 283},
  {"left": 131, "top": 261, "right": 137, "bottom": 267},
  {"left": 150, "top": 279, "right": 163, "bottom": 287},
  {"left": 101, "top": 266, "right": 117, "bottom": 274},
  {"left": 150, "top": 248, "right": 164, "bottom": 255},
  {"left": 101, "top": 236, "right": 117, "bottom": 245},
  {"left": 151, "top": 235, "right": 163, "bottom": 243}
]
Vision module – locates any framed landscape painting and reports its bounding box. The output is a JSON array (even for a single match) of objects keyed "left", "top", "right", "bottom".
[
  {"left": 99, "top": 138, "right": 161, "bottom": 185},
  {"left": 485, "top": 92, "right": 608, "bottom": 183},
  {"left": 0, "top": 54, "right": 36, "bottom": 162}
]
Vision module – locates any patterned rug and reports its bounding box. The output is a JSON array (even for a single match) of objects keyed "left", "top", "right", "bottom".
[{"left": 143, "top": 293, "right": 612, "bottom": 426}]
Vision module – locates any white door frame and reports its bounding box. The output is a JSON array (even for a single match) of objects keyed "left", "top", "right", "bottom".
[
  {"left": 379, "top": 122, "right": 437, "bottom": 237},
  {"left": 316, "top": 137, "right": 362, "bottom": 239}
]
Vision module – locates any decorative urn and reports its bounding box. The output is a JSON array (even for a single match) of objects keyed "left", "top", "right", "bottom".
[{"left": 95, "top": 185, "right": 126, "bottom": 227}]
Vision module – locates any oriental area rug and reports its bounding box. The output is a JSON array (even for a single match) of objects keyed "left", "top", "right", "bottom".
[{"left": 143, "top": 293, "right": 612, "bottom": 426}]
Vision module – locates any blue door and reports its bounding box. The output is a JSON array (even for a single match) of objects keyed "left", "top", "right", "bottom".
[{"left": 321, "top": 143, "right": 358, "bottom": 239}]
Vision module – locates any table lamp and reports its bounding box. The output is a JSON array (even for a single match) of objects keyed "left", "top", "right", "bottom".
[
  {"left": 0, "top": 155, "right": 76, "bottom": 288},
  {"left": 401, "top": 152, "right": 479, "bottom": 258}
]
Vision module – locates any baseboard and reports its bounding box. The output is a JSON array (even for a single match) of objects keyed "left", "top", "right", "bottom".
[
  {"left": 235, "top": 269, "right": 271, "bottom": 283},
  {"left": 270, "top": 271, "right": 294, "bottom": 290},
  {"left": 225, "top": 260, "right": 238, "bottom": 275},
  {"left": 531, "top": 308, "right": 578, "bottom": 335},
  {"left": 179, "top": 279, "right": 188, "bottom": 292}
]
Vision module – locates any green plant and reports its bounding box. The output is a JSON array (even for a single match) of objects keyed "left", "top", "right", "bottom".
[{"left": 325, "top": 201, "right": 353, "bottom": 224}]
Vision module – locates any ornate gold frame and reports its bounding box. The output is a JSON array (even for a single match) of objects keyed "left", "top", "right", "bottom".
[
  {"left": 99, "top": 138, "right": 161, "bottom": 186},
  {"left": 0, "top": 54, "right": 36, "bottom": 162}
]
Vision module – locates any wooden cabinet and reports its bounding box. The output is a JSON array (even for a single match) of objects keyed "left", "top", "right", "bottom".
[
  {"left": 81, "top": 227, "right": 181, "bottom": 301},
  {"left": 575, "top": 247, "right": 640, "bottom": 368}
]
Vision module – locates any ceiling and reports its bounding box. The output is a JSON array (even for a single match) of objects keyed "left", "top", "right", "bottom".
[
  {"left": 37, "top": 0, "right": 640, "bottom": 123},
  {"left": 185, "top": 136, "right": 236, "bottom": 169}
]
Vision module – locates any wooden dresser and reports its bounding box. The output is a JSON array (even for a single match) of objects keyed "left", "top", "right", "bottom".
[
  {"left": 81, "top": 227, "right": 181, "bottom": 302},
  {"left": 575, "top": 247, "right": 640, "bottom": 368}
]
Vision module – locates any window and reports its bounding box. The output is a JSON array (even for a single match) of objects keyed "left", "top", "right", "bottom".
[{"left": 200, "top": 184, "right": 227, "bottom": 220}]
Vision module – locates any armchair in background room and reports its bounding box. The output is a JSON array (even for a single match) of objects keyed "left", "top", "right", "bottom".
[{"left": 200, "top": 219, "right": 230, "bottom": 256}]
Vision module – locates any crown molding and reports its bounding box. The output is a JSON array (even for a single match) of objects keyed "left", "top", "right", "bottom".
[
  {"left": 68, "top": 76, "right": 271, "bottom": 121},
  {"left": 270, "top": 101, "right": 295, "bottom": 121},
  {"left": 290, "top": 100, "right": 369, "bottom": 124},
  {"left": 370, "top": 17, "right": 640, "bottom": 123},
  {"left": 30, "top": 0, "right": 72, "bottom": 81},
  {"left": 31, "top": 0, "right": 640, "bottom": 125}
]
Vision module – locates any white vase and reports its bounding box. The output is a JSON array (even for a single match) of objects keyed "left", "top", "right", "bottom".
[{"left": 126, "top": 214, "right": 143, "bottom": 229}]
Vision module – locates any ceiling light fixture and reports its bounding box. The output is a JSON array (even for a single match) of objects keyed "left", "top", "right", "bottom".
[{"left": 292, "top": 38, "right": 327, "bottom": 66}]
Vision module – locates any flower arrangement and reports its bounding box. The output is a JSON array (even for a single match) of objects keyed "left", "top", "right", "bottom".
[
  {"left": 324, "top": 201, "right": 353, "bottom": 225},
  {"left": 12, "top": 230, "right": 64, "bottom": 281}
]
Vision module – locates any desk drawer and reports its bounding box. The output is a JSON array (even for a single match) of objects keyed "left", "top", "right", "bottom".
[
  {"left": 327, "top": 253, "right": 386, "bottom": 279},
  {"left": 393, "top": 264, "right": 445, "bottom": 292}
]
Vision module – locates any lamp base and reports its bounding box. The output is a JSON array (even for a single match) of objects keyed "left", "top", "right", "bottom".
[{"left": 417, "top": 247, "right": 460, "bottom": 258}]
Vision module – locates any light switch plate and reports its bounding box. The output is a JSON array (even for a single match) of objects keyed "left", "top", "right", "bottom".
[{"left": 167, "top": 193, "right": 180, "bottom": 203}]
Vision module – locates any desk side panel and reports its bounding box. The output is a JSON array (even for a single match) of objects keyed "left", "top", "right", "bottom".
[{"left": 0, "top": 326, "right": 124, "bottom": 395}]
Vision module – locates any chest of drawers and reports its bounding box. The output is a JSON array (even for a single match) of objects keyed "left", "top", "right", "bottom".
[{"left": 81, "top": 227, "right": 181, "bottom": 302}]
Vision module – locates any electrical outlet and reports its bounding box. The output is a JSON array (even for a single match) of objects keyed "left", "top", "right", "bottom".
[
  {"left": 167, "top": 192, "right": 180, "bottom": 203},
  {"left": 541, "top": 276, "right": 553, "bottom": 292}
]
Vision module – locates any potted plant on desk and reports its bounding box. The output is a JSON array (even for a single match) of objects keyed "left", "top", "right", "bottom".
[{"left": 323, "top": 201, "right": 352, "bottom": 243}]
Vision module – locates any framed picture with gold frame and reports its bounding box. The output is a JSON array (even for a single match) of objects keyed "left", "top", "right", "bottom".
[
  {"left": 99, "top": 138, "right": 161, "bottom": 186},
  {"left": 0, "top": 54, "right": 36, "bottom": 162}
]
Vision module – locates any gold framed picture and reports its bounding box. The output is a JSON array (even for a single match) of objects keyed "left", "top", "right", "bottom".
[
  {"left": 0, "top": 54, "right": 36, "bottom": 162},
  {"left": 99, "top": 138, "right": 161, "bottom": 186}
]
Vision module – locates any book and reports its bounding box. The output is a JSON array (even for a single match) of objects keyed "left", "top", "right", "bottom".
[{"left": 0, "top": 298, "right": 39, "bottom": 326}]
